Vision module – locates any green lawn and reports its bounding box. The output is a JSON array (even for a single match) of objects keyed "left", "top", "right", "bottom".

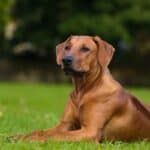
[{"left": 0, "top": 82, "right": 149, "bottom": 150}]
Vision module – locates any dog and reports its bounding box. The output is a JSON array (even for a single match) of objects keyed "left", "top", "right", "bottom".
[{"left": 10, "top": 35, "right": 150, "bottom": 143}]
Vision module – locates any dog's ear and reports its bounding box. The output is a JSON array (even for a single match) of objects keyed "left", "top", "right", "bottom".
[
  {"left": 56, "top": 42, "right": 65, "bottom": 65},
  {"left": 56, "top": 36, "right": 72, "bottom": 65},
  {"left": 93, "top": 36, "right": 115, "bottom": 68}
]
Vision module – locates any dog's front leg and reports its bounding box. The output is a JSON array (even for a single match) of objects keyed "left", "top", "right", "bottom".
[
  {"left": 24, "top": 127, "right": 100, "bottom": 143},
  {"left": 19, "top": 121, "right": 73, "bottom": 142},
  {"left": 9, "top": 100, "right": 76, "bottom": 142}
]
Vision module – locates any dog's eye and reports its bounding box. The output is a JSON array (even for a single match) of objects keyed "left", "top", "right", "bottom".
[
  {"left": 81, "top": 47, "right": 90, "bottom": 52},
  {"left": 64, "top": 46, "right": 71, "bottom": 51}
]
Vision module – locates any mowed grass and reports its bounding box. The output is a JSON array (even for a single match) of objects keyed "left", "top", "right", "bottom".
[{"left": 0, "top": 82, "right": 149, "bottom": 150}]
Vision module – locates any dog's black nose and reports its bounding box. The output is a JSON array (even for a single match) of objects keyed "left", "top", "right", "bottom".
[{"left": 62, "top": 56, "right": 73, "bottom": 66}]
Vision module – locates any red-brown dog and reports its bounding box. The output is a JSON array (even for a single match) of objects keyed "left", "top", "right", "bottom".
[{"left": 11, "top": 35, "right": 150, "bottom": 143}]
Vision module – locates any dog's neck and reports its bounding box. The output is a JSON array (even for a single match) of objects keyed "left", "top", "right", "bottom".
[
  {"left": 72, "top": 64, "right": 102, "bottom": 94},
  {"left": 71, "top": 66, "right": 121, "bottom": 103}
]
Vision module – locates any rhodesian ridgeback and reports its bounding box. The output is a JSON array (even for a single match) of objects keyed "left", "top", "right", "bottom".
[{"left": 10, "top": 35, "right": 150, "bottom": 143}]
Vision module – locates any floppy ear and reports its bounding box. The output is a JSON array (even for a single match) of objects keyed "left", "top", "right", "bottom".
[
  {"left": 56, "top": 42, "right": 65, "bottom": 65},
  {"left": 93, "top": 36, "right": 115, "bottom": 68},
  {"left": 56, "top": 36, "right": 72, "bottom": 65}
]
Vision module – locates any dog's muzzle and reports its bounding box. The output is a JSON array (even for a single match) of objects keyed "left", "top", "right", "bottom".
[
  {"left": 62, "top": 56, "right": 73, "bottom": 75},
  {"left": 62, "top": 56, "right": 73, "bottom": 67},
  {"left": 62, "top": 56, "right": 86, "bottom": 76}
]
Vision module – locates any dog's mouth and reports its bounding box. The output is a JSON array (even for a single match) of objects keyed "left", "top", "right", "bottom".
[{"left": 63, "top": 67, "right": 86, "bottom": 76}]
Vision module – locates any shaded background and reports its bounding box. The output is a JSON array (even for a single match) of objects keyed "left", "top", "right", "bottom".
[{"left": 0, "top": 0, "right": 150, "bottom": 86}]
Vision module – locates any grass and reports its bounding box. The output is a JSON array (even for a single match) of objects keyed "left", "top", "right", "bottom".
[{"left": 0, "top": 82, "right": 149, "bottom": 150}]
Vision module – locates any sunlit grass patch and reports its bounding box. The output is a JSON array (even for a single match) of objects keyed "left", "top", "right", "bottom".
[{"left": 0, "top": 82, "right": 149, "bottom": 150}]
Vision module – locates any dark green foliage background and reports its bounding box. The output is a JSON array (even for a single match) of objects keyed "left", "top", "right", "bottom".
[
  {"left": 0, "top": 0, "right": 150, "bottom": 54},
  {"left": 0, "top": 0, "right": 150, "bottom": 85}
]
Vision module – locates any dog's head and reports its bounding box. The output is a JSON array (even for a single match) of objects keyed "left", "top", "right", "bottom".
[{"left": 56, "top": 35, "right": 115, "bottom": 76}]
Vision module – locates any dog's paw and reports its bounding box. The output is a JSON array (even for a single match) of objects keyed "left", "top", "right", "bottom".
[
  {"left": 7, "top": 131, "right": 47, "bottom": 143},
  {"left": 7, "top": 135, "right": 24, "bottom": 142}
]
